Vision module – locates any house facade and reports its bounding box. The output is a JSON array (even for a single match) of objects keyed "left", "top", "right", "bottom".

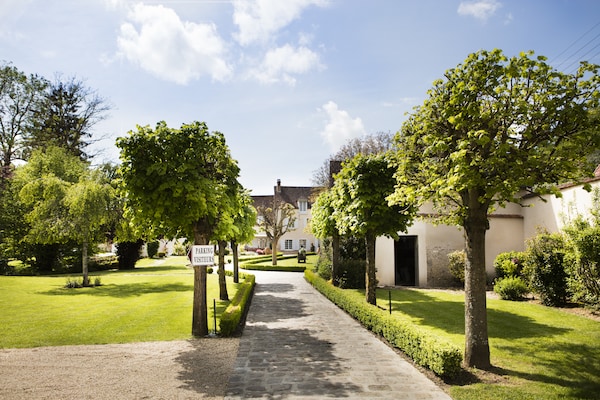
[
  {"left": 375, "top": 177, "right": 600, "bottom": 288},
  {"left": 250, "top": 179, "right": 321, "bottom": 253}
]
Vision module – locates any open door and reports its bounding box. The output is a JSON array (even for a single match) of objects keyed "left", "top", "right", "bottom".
[{"left": 395, "top": 236, "right": 417, "bottom": 286}]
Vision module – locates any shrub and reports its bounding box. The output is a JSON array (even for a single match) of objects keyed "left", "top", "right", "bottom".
[
  {"left": 316, "top": 257, "right": 332, "bottom": 280},
  {"left": 447, "top": 250, "right": 466, "bottom": 283},
  {"left": 493, "top": 276, "right": 528, "bottom": 300},
  {"left": 564, "top": 224, "right": 600, "bottom": 307},
  {"left": 147, "top": 241, "right": 159, "bottom": 258},
  {"left": 494, "top": 251, "right": 526, "bottom": 279},
  {"left": 220, "top": 273, "right": 255, "bottom": 336},
  {"left": 116, "top": 240, "right": 143, "bottom": 270},
  {"left": 304, "top": 269, "right": 462, "bottom": 377},
  {"left": 173, "top": 241, "right": 187, "bottom": 256},
  {"left": 335, "top": 258, "right": 366, "bottom": 289},
  {"left": 524, "top": 232, "right": 568, "bottom": 306}
]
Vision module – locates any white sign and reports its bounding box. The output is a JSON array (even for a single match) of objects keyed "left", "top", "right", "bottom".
[{"left": 189, "top": 245, "right": 214, "bottom": 266}]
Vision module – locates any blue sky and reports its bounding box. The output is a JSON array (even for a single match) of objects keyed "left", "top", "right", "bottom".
[{"left": 2, "top": 0, "right": 599, "bottom": 195}]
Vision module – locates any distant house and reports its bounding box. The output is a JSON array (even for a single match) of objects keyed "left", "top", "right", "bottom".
[
  {"left": 250, "top": 179, "right": 321, "bottom": 253},
  {"left": 375, "top": 175, "right": 600, "bottom": 288}
]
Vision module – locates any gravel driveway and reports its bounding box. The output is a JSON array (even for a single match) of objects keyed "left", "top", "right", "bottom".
[{"left": 0, "top": 338, "right": 239, "bottom": 399}]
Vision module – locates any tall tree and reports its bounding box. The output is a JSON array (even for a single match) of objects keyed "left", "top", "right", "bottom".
[
  {"left": 312, "top": 131, "right": 394, "bottom": 188},
  {"left": 64, "top": 170, "right": 113, "bottom": 285},
  {"left": 117, "top": 121, "right": 240, "bottom": 337},
  {"left": 229, "top": 189, "right": 257, "bottom": 283},
  {"left": 15, "top": 146, "right": 112, "bottom": 281},
  {"left": 0, "top": 63, "right": 47, "bottom": 183},
  {"left": 311, "top": 189, "right": 340, "bottom": 282},
  {"left": 331, "top": 153, "right": 414, "bottom": 304},
  {"left": 256, "top": 198, "right": 296, "bottom": 266},
  {"left": 389, "top": 49, "right": 600, "bottom": 369},
  {"left": 28, "top": 76, "right": 110, "bottom": 160}
]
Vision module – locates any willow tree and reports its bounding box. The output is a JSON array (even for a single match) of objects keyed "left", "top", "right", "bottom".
[
  {"left": 389, "top": 49, "right": 600, "bottom": 369},
  {"left": 331, "top": 153, "right": 414, "bottom": 304},
  {"left": 117, "top": 121, "right": 240, "bottom": 337}
]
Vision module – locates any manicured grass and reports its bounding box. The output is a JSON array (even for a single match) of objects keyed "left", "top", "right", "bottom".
[
  {"left": 241, "top": 254, "right": 317, "bottom": 271},
  {"left": 371, "top": 288, "right": 600, "bottom": 400},
  {"left": 0, "top": 256, "right": 241, "bottom": 348}
]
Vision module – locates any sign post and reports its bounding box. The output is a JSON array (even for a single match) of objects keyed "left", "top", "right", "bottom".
[{"left": 188, "top": 245, "right": 214, "bottom": 266}]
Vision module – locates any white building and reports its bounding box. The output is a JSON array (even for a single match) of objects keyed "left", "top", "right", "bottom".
[
  {"left": 250, "top": 179, "right": 321, "bottom": 253},
  {"left": 375, "top": 176, "right": 600, "bottom": 287}
]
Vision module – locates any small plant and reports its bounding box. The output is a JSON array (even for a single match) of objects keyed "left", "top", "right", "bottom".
[
  {"left": 494, "top": 251, "right": 526, "bottom": 279},
  {"left": 447, "top": 250, "right": 466, "bottom": 283},
  {"left": 146, "top": 241, "right": 159, "bottom": 258},
  {"left": 207, "top": 267, "right": 214, "bottom": 274},
  {"left": 64, "top": 277, "right": 83, "bottom": 288},
  {"left": 64, "top": 276, "right": 102, "bottom": 288},
  {"left": 494, "top": 276, "right": 528, "bottom": 300},
  {"left": 157, "top": 251, "right": 166, "bottom": 258}
]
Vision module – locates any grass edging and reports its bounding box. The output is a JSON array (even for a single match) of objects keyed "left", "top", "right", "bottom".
[
  {"left": 219, "top": 273, "right": 256, "bottom": 336},
  {"left": 304, "top": 269, "right": 462, "bottom": 378}
]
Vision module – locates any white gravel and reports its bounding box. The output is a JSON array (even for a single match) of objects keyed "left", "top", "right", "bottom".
[{"left": 0, "top": 338, "right": 239, "bottom": 399}]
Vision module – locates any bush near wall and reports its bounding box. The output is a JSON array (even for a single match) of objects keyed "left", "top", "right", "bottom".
[
  {"left": 304, "top": 269, "right": 462, "bottom": 378},
  {"left": 219, "top": 272, "right": 256, "bottom": 336}
]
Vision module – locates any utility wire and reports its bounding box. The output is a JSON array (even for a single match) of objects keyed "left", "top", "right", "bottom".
[{"left": 551, "top": 20, "right": 600, "bottom": 72}]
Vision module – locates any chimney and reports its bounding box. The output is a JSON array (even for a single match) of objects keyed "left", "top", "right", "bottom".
[
  {"left": 276, "top": 179, "right": 281, "bottom": 193},
  {"left": 329, "top": 160, "right": 342, "bottom": 188}
]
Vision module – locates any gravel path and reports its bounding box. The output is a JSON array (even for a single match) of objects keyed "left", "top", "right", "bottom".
[{"left": 0, "top": 338, "right": 239, "bottom": 399}]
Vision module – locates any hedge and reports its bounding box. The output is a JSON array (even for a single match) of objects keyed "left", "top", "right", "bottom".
[
  {"left": 219, "top": 272, "right": 256, "bottom": 336},
  {"left": 240, "top": 253, "right": 314, "bottom": 272},
  {"left": 304, "top": 269, "right": 462, "bottom": 378}
]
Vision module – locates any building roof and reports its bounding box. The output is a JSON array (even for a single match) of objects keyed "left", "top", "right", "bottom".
[{"left": 251, "top": 179, "right": 322, "bottom": 210}]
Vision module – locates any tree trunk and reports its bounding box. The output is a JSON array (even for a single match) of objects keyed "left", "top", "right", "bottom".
[
  {"left": 82, "top": 240, "right": 89, "bottom": 287},
  {"left": 218, "top": 240, "right": 228, "bottom": 301},
  {"left": 463, "top": 191, "right": 491, "bottom": 369},
  {"left": 365, "top": 232, "right": 377, "bottom": 305},
  {"left": 271, "top": 237, "right": 279, "bottom": 266},
  {"left": 332, "top": 231, "right": 340, "bottom": 286},
  {"left": 192, "top": 222, "right": 210, "bottom": 337},
  {"left": 231, "top": 240, "right": 239, "bottom": 284}
]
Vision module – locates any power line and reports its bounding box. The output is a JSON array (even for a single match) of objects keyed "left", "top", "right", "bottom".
[{"left": 551, "top": 20, "right": 600, "bottom": 73}]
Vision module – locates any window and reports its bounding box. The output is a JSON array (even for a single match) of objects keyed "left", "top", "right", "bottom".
[
  {"left": 284, "top": 240, "right": 293, "bottom": 250},
  {"left": 299, "top": 239, "right": 307, "bottom": 249},
  {"left": 298, "top": 200, "right": 307, "bottom": 212}
]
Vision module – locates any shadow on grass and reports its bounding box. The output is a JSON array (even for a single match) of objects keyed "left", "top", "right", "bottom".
[
  {"left": 107, "top": 265, "right": 192, "bottom": 274},
  {"left": 492, "top": 341, "right": 600, "bottom": 398},
  {"left": 40, "top": 281, "right": 193, "bottom": 297},
  {"left": 381, "top": 289, "right": 570, "bottom": 339}
]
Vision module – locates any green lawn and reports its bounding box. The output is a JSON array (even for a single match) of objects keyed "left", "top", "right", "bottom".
[
  {"left": 0, "top": 256, "right": 240, "bottom": 348},
  {"left": 370, "top": 288, "right": 600, "bottom": 400}
]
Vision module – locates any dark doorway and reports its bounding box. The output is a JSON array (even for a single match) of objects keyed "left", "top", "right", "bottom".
[{"left": 395, "top": 236, "right": 417, "bottom": 286}]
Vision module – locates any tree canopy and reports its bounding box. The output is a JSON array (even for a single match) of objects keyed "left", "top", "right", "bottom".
[
  {"left": 256, "top": 198, "right": 296, "bottom": 265},
  {"left": 329, "top": 153, "right": 415, "bottom": 304},
  {"left": 116, "top": 120, "right": 241, "bottom": 336},
  {"left": 389, "top": 49, "right": 600, "bottom": 369}
]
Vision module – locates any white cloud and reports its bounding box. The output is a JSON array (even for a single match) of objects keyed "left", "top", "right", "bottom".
[
  {"left": 457, "top": 0, "right": 501, "bottom": 22},
  {"left": 319, "top": 101, "right": 366, "bottom": 151},
  {"left": 233, "top": 0, "right": 328, "bottom": 46},
  {"left": 117, "top": 3, "right": 232, "bottom": 84},
  {"left": 248, "top": 44, "right": 322, "bottom": 85}
]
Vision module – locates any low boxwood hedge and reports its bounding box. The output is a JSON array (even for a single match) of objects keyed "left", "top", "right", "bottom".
[
  {"left": 219, "top": 272, "right": 256, "bottom": 336},
  {"left": 304, "top": 269, "right": 462, "bottom": 378}
]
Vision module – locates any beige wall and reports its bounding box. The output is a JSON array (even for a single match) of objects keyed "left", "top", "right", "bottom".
[{"left": 376, "top": 204, "right": 525, "bottom": 288}]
